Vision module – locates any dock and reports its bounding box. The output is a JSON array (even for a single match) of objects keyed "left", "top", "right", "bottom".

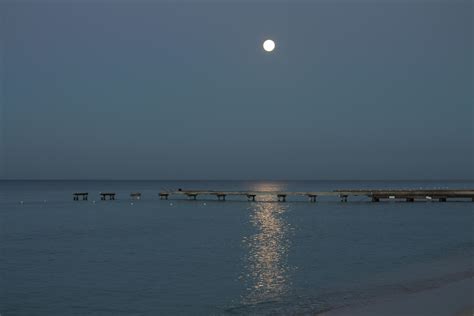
[
  {"left": 130, "top": 192, "right": 142, "bottom": 200},
  {"left": 73, "top": 192, "right": 88, "bottom": 201},
  {"left": 158, "top": 189, "right": 474, "bottom": 203},
  {"left": 100, "top": 192, "right": 116, "bottom": 200}
]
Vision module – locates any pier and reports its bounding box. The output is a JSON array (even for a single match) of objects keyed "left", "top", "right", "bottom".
[
  {"left": 100, "top": 192, "right": 116, "bottom": 200},
  {"left": 130, "top": 192, "right": 142, "bottom": 200},
  {"left": 159, "top": 192, "right": 169, "bottom": 200},
  {"left": 158, "top": 189, "right": 474, "bottom": 203},
  {"left": 73, "top": 192, "right": 88, "bottom": 201}
]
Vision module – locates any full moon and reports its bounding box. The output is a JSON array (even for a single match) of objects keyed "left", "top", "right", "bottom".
[{"left": 263, "top": 39, "right": 275, "bottom": 52}]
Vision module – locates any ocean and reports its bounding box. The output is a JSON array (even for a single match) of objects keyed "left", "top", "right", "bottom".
[{"left": 0, "top": 180, "right": 472, "bottom": 315}]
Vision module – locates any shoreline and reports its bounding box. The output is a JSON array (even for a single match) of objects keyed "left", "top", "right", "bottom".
[{"left": 318, "top": 276, "right": 474, "bottom": 316}]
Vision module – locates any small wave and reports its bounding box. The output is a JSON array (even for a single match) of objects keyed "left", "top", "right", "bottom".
[{"left": 223, "top": 270, "right": 474, "bottom": 315}]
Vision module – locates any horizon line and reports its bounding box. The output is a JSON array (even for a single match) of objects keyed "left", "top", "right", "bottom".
[{"left": 1, "top": 178, "right": 474, "bottom": 182}]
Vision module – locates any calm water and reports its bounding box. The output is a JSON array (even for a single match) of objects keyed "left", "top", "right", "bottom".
[{"left": 0, "top": 180, "right": 473, "bottom": 315}]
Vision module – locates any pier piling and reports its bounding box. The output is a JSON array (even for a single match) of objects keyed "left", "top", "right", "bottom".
[
  {"left": 186, "top": 193, "right": 198, "bottom": 200},
  {"left": 247, "top": 194, "right": 256, "bottom": 202}
]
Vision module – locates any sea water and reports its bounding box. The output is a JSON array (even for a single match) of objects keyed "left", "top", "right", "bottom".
[{"left": 0, "top": 180, "right": 472, "bottom": 315}]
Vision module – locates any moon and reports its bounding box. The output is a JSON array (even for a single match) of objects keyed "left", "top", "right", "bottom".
[{"left": 263, "top": 39, "right": 275, "bottom": 52}]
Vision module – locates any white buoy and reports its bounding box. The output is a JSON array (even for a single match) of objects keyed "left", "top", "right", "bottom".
[
  {"left": 93, "top": 200, "right": 96, "bottom": 204},
  {"left": 203, "top": 203, "right": 206, "bottom": 206},
  {"left": 170, "top": 203, "right": 173, "bottom": 206},
  {"left": 130, "top": 202, "right": 134, "bottom": 206},
  {"left": 44, "top": 200, "right": 47, "bottom": 203},
  {"left": 20, "top": 201, "right": 24, "bottom": 204}
]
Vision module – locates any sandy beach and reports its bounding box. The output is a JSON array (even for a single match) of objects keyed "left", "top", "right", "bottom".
[{"left": 319, "top": 277, "right": 473, "bottom": 316}]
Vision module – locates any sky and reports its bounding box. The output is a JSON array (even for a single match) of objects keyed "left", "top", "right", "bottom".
[{"left": 0, "top": 0, "right": 472, "bottom": 180}]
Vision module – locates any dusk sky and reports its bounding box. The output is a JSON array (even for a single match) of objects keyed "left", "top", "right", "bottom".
[{"left": 0, "top": 0, "right": 472, "bottom": 180}]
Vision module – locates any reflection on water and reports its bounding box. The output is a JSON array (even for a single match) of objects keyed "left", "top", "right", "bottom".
[{"left": 241, "top": 195, "right": 293, "bottom": 305}]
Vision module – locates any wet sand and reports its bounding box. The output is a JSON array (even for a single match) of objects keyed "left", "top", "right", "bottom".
[{"left": 319, "top": 277, "right": 473, "bottom": 316}]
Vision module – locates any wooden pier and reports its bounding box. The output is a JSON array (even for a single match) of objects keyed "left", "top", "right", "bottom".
[
  {"left": 100, "top": 192, "right": 116, "bottom": 200},
  {"left": 158, "top": 189, "right": 474, "bottom": 203},
  {"left": 73, "top": 192, "right": 88, "bottom": 201},
  {"left": 130, "top": 192, "right": 142, "bottom": 200}
]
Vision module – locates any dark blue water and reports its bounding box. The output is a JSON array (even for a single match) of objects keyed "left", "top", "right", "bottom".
[{"left": 1, "top": 180, "right": 473, "bottom": 315}]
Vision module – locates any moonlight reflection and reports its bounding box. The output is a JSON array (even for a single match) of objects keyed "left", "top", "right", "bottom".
[{"left": 241, "top": 197, "right": 292, "bottom": 304}]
